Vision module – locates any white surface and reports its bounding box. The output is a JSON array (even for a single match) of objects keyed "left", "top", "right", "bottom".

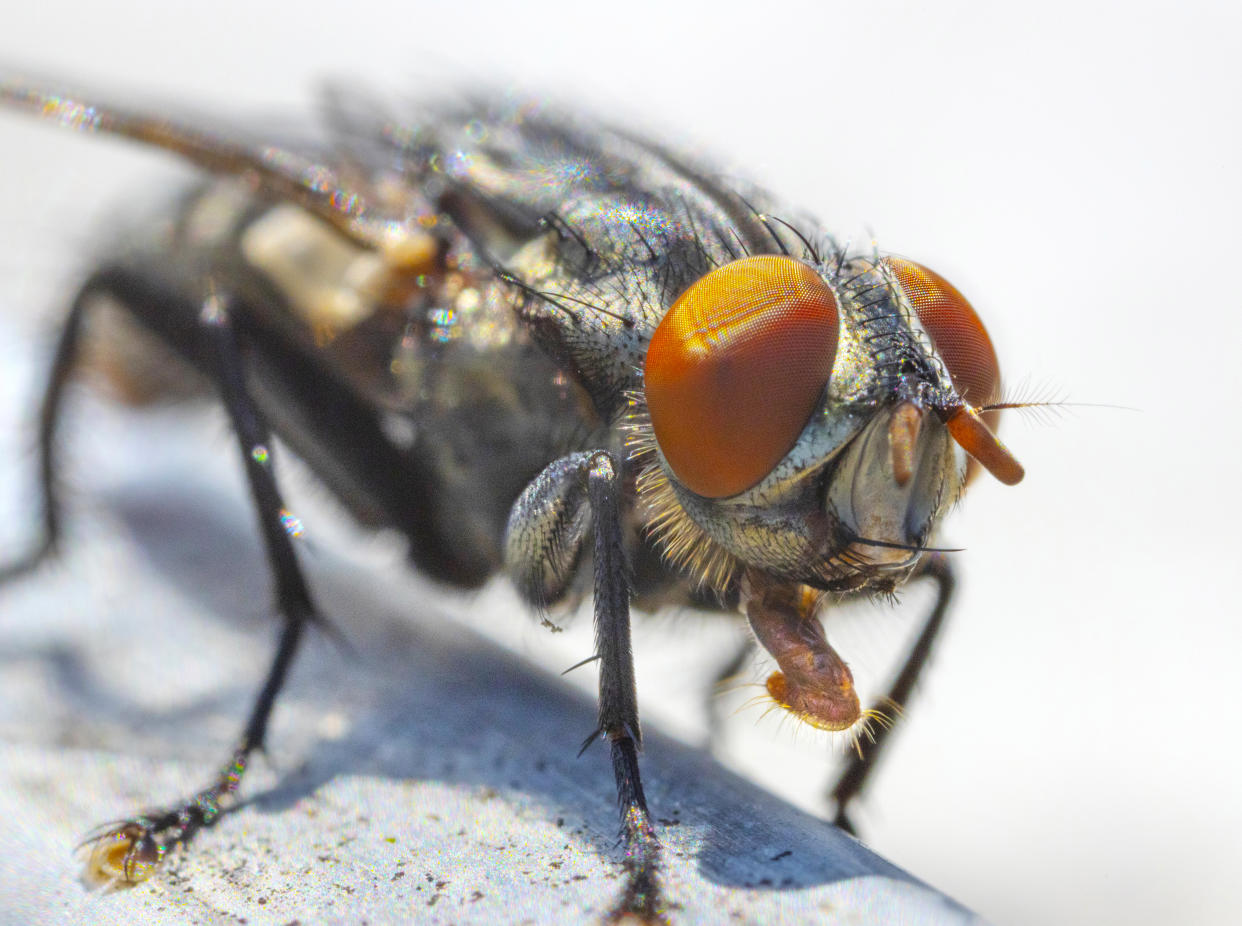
[
  {"left": 0, "top": 455, "right": 975, "bottom": 924},
  {"left": 0, "top": 2, "right": 1239, "bottom": 924}
]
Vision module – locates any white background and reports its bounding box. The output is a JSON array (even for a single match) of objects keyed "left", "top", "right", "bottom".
[{"left": 0, "top": 2, "right": 1238, "bottom": 924}]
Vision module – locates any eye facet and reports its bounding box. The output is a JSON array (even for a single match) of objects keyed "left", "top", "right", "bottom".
[
  {"left": 884, "top": 257, "right": 1000, "bottom": 410},
  {"left": 644, "top": 256, "right": 839, "bottom": 498}
]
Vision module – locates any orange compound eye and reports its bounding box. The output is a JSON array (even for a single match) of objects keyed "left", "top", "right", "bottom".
[
  {"left": 884, "top": 257, "right": 1001, "bottom": 410},
  {"left": 644, "top": 256, "right": 839, "bottom": 498}
]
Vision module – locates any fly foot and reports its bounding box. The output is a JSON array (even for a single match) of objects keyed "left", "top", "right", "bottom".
[
  {"left": 81, "top": 780, "right": 236, "bottom": 885},
  {"left": 82, "top": 819, "right": 173, "bottom": 884},
  {"left": 832, "top": 806, "right": 859, "bottom": 838}
]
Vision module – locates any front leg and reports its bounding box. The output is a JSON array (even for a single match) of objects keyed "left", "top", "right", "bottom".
[{"left": 507, "top": 450, "right": 664, "bottom": 923}]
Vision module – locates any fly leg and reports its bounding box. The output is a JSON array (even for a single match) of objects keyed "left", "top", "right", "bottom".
[
  {"left": 506, "top": 450, "right": 664, "bottom": 923},
  {"left": 0, "top": 280, "right": 93, "bottom": 581},
  {"left": 828, "top": 553, "right": 956, "bottom": 834},
  {"left": 585, "top": 451, "right": 663, "bottom": 923},
  {"left": 84, "top": 292, "right": 320, "bottom": 883}
]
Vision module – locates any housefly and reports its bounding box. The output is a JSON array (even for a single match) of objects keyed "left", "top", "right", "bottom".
[{"left": 0, "top": 78, "right": 1024, "bottom": 921}]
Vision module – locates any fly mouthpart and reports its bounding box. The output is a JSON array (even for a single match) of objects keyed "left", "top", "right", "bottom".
[
  {"left": 765, "top": 669, "right": 861, "bottom": 733},
  {"left": 745, "top": 577, "right": 862, "bottom": 734}
]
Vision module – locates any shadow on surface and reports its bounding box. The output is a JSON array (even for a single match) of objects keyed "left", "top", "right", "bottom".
[{"left": 2, "top": 469, "right": 935, "bottom": 899}]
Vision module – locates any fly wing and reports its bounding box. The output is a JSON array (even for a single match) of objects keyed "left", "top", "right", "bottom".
[
  {"left": 0, "top": 78, "right": 481, "bottom": 414},
  {"left": 0, "top": 77, "right": 422, "bottom": 249}
]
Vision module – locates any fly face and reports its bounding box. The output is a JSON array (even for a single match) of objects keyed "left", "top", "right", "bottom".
[{"left": 633, "top": 252, "right": 1021, "bottom": 595}]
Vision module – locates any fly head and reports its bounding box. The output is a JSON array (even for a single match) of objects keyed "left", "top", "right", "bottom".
[{"left": 632, "top": 253, "right": 1024, "bottom": 595}]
